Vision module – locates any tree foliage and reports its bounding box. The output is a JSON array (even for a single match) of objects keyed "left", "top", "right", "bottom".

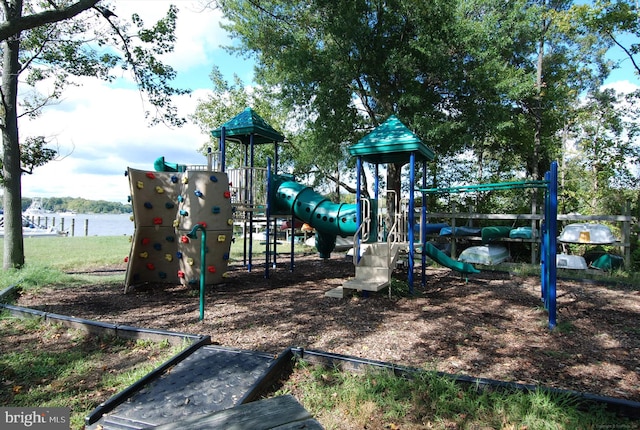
[{"left": 1, "top": 0, "right": 187, "bottom": 268}]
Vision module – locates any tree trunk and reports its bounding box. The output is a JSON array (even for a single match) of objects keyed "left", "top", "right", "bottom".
[{"left": 1, "top": 7, "right": 25, "bottom": 269}]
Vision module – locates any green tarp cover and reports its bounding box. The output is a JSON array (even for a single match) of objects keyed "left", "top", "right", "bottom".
[
  {"left": 481, "top": 226, "right": 512, "bottom": 244},
  {"left": 590, "top": 254, "right": 624, "bottom": 271}
]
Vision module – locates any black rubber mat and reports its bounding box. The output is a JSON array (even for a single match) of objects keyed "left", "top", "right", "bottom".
[{"left": 87, "top": 345, "right": 277, "bottom": 430}]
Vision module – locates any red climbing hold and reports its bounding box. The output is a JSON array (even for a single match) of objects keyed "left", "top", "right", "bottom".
[
  {"left": 207, "top": 266, "right": 216, "bottom": 273},
  {"left": 146, "top": 172, "right": 156, "bottom": 179},
  {"left": 146, "top": 263, "right": 155, "bottom": 270},
  {"left": 142, "top": 237, "right": 151, "bottom": 245},
  {"left": 223, "top": 191, "right": 231, "bottom": 199},
  {"left": 180, "top": 235, "right": 189, "bottom": 243},
  {"left": 124, "top": 256, "right": 129, "bottom": 263},
  {"left": 198, "top": 221, "right": 207, "bottom": 229},
  {"left": 153, "top": 217, "right": 163, "bottom": 225},
  {"left": 177, "top": 270, "right": 185, "bottom": 278}
]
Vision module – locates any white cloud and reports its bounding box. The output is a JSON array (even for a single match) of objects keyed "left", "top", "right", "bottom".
[
  {"left": 16, "top": 2, "right": 251, "bottom": 205},
  {"left": 20, "top": 79, "right": 214, "bottom": 204},
  {"left": 603, "top": 80, "right": 639, "bottom": 94}
]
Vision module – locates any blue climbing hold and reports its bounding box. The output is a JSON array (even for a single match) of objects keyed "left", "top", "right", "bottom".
[
  {"left": 165, "top": 202, "right": 175, "bottom": 209},
  {"left": 210, "top": 175, "right": 218, "bottom": 182},
  {"left": 144, "top": 202, "right": 153, "bottom": 209},
  {"left": 177, "top": 195, "right": 184, "bottom": 203},
  {"left": 212, "top": 206, "right": 220, "bottom": 214},
  {"left": 153, "top": 243, "right": 162, "bottom": 251},
  {"left": 171, "top": 175, "right": 178, "bottom": 183},
  {"left": 195, "top": 190, "right": 204, "bottom": 198},
  {"left": 166, "top": 236, "right": 175, "bottom": 242},
  {"left": 179, "top": 209, "right": 188, "bottom": 216},
  {"left": 176, "top": 251, "right": 183, "bottom": 259}
]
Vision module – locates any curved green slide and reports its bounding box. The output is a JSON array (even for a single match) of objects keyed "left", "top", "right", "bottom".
[
  {"left": 270, "top": 174, "right": 359, "bottom": 257},
  {"left": 423, "top": 242, "right": 480, "bottom": 274}
]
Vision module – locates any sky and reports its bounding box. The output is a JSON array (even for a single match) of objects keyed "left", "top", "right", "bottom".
[{"left": 16, "top": 0, "right": 640, "bottom": 204}]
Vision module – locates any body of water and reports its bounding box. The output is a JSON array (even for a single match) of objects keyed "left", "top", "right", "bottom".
[{"left": 34, "top": 213, "right": 135, "bottom": 237}]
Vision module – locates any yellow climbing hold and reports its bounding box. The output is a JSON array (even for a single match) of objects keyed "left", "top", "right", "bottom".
[
  {"left": 165, "top": 254, "right": 173, "bottom": 262},
  {"left": 173, "top": 220, "right": 180, "bottom": 228},
  {"left": 139, "top": 251, "right": 148, "bottom": 258},
  {"left": 217, "top": 234, "right": 226, "bottom": 242},
  {"left": 155, "top": 186, "right": 165, "bottom": 194},
  {"left": 181, "top": 176, "right": 189, "bottom": 184},
  {"left": 137, "top": 181, "right": 144, "bottom": 189},
  {"left": 227, "top": 219, "right": 233, "bottom": 225},
  {"left": 187, "top": 257, "right": 194, "bottom": 266}
]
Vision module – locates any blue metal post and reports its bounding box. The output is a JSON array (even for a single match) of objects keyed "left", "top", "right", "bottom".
[
  {"left": 356, "top": 157, "right": 362, "bottom": 263},
  {"left": 421, "top": 160, "right": 427, "bottom": 287},
  {"left": 220, "top": 127, "right": 226, "bottom": 172},
  {"left": 408, "top": 152, "right": 415, "bottom": 293},
  {"left": 548, "top": 161, "right": 558, "bottom": 329}
]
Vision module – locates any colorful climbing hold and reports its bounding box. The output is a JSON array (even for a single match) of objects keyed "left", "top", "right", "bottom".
[
  {"left": 180, "top": 235, "right": 189, "bottom": 243},
  {"left": 144, "top": 202, "right": 153, "bottom": 209},
  {"left": 124, "top": 256, "right": 129, "bottom": 263},
  {"left": 146, "top": 263, "right": 155, "bottom": 270},
  {"left": 153, "top": 243, "right": 162, "bottom": 251},
  {"left": 165, "top": 202, "right": 175, "bottom": 209},
  {"left": 158, "top": 272, "right": 167, "bottom": 279},
  {"left": 210, "top": 175, "right": 218, "bottom": 182},
  {"left": 177, "top": 270, "right": 185, "bottom": 278},
  {"left": 181, "top": 176, "right": 188, "bottom": 184},
  {"left": 195, "top": 190, "right": 204, "bottom": 198},
  {"left": 197, "top": 221, "right": 207, "bottom": 229},
  {"left": 171, "top": 175, "right": 178, "bottom": 183},
  {"left": 217, "top": 234, "right": 226, "bottom": 242},
  {"left": 146, "top": 172, "right": 156, "bottom": 179},
  {"left": 176, "top": 251, "right": 183, "bottom": 259},
  {"left": 179, "top": 209, "right": 189, "bottom": 216},
  {"left": 172, "top": 220, "right": 180, "bottom": 228},
  {"left": 165, "top": 236, "right": 175, "bottom": 242},
  {"left": 223, "top": 191, "right": 231, "bottom": 199},
  {"left": 187, "top": 258, "right": 194, "bottom": 266},
  {"left": 207, "top": 266, "right": 216, "bottom": 273},
  {"left": 177, "top": 195, "right": 184, "bottom": 202},
  {"left": 142, "top": 237, "right": 151, "bottom": 245},
  {"left": 139, "top": 251, "right": 148, "bottom": 258},
  {"left": 222, "top": 252, "right": 229, "bottom": 260},
  {"left": 153, "top": 217, "right": 163, "bottom": 225},
  {"left": 155, "top": 186, "right": 165, "bottom": 194},
  {"left": 137, "top": 181, "right": 144, "bottom": 189},
  {"left": 211, "top": 206, "right": 220, "bottom": 214},
  {"left": 227, "top": 219, "right": 233, "bottom": 226},
  {"left": 165, "top": 254, "right": 173, "bottom": 262}
]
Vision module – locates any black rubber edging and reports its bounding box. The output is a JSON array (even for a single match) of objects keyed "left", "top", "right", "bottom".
[
  {"left": 85, "top": 334, "right": 211, "bottom": 426},
  {"left": 291, "top": 347, "right": 640, "bottom": 420},
  {"left": 238, "top": 347, "right": 296, "bottom": 405}
]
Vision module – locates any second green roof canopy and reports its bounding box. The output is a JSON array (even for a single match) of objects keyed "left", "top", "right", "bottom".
[{"left": 348, "top": 115, "right": 435, "bottom": 164}]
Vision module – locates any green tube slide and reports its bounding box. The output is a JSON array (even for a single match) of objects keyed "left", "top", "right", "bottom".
[
  {"left": 423, "top": 242, "right": 480, "bottom": 274},
  {"left": 270, "top": 174, "right": 359, "bottom": 257}
]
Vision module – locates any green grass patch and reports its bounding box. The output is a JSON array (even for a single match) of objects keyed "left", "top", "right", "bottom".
[
  {"left": 276, "top": 362, "right": 634, "bottom": 429},
  {"left": 0, "top": 313, "right": 183, "bottom": 430}
]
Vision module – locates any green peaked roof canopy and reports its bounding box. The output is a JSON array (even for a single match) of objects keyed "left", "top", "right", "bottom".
[
  {"left": 349, "top": 115, "right": 435, "bottom": 164},
  {"left": 211, "top": 107, "right": 285, "bottom": 145}
]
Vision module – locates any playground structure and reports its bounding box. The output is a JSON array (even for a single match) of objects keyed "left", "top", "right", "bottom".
[{"left": 124, "top": 108, "right": 559, "bottom": 329}]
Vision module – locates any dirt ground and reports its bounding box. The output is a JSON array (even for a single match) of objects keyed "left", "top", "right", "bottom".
[{"left": 15, "top": 253, "right": 640, "bottom": 403}]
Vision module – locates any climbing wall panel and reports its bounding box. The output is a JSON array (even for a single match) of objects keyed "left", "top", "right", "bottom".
[{"left": 125, "top": 168, "right": 233, "bottom": 290}]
